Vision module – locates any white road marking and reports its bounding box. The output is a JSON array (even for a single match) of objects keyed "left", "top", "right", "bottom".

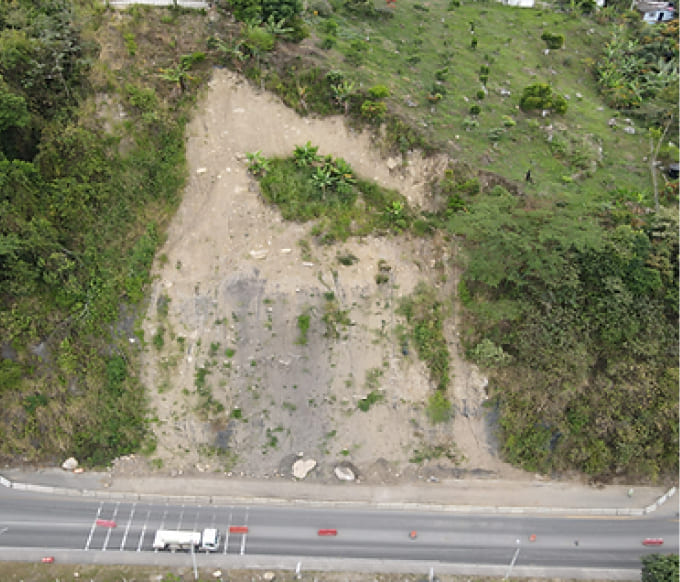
[
  {"left": 240, "top": 507, "right": 249, "bottom": 555},
  {"left": 177, "top": 505, "right": 185, "bottom": 529},
  {"left": 223, "top": 510, "right": 232, "bottom": 554},
  {"left": 137, "top": 508, "right": 151, "bottom": 552},
  {"left": 84, "top": 504, "right": 102, "bottom": 550},
  {"left": 192, "top": 505, "right": 200, "bottom": 531},
  {"left": 0, "top": 527, "right": 8, "bottom": 536},
  {"left": 102, "top": 502, "right": 120, "bottom": 551},
  {"left": 155, "top": 506, "right": 168, "bottom": 553},
  {"left": 120, "top": 502, "right": 136, "bottom": 550}
]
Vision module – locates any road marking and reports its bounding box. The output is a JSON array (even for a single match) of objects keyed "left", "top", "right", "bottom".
[
  {"left": 84, "top": 503, "right": 102, "bottom": 550},
  {"left": 155, "top": 505, "right": 168, "bottom": 553},
  {"left": 137, "top": 508, "right": 151, "bottom": 552},
  {"left": 120, "top": 502, "right": 136, "bottom": 551},
  {"left": 177, "top": 505, "right": 185, "bottom": 529},
  {"left": 0, "top": 527, "right": 8, "bottom": 536},
  {"left": 192, "top": 505, "right": 200, "bottom": 532},
  {"left": 102, "top": 502, "right": 120, "bottom": 551},
  {"left": 240, "top": 533, "right": 246, "bottom": 555},
  {"left": 504, "top": 543, "right": 521, "bottom": 580},
  {"left": 224, "top": 510, "right": 232, "bottom": 554}
]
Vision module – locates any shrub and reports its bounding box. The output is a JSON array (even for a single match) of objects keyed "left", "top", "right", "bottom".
[
  {"left": 463, "top": 116, "right": 479, "bottom": 130},
  {"left": 502, "top": 115, "right": 516, "bottom": 127},
  {"left": 469, "top": 104, "right": 481, "bottom": 115},
  {"left": 320, "top": 35, "right": 336, "bottom": 49},
  {"left": 519, "top": 83, "right": 568, "bottom": 114},
  {"left": 368, "top": 85, "right": 390, "bottom": 100},
  {"left": 345, "top": 39, "right": 366, "bottom": 66},
  {"left": 245, "top": 27, "right": 275, "bottom": 53},
  {"left": 296, "top": 312, "right": 311, "bottom": 345},
  {"left": 541, "top": 31, "right": 565, "bottom": 49},
  {"left": 426, "top": 391, "right": 452, "bottom": 423},
  {"left": 360, "top": 100, "right": 387, "bottom": 123},
  {"left": 476, "top": 89, "right": 486, "bottom": 100},
  {"left": 358, "top": 390, "right": 384, "bottom": 411},
  {"left": 488, "top": 127, "right": 505, "bottom": 142},
  {"left": 321, "top": 18, "right": 338, "bottom": 34},
  {"left": 641, "top": 554, "right": 679, "bottom": 582}
]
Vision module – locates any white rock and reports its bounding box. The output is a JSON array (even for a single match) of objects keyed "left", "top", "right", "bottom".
[
  {"left": 196, "top": 167, "right": 207, "bottom": 174},
  {"left": 293, "top": 458, "right": 317, "bottom": 479},
  {"left": 263, "top": 573, "right": 276, "bottom": 581},
  {"left": 62, "top": 457, "right": 78, "bottom": 471},
  {"left": 250, "top": 249, "right": 268, "bottom": 260},
  {"left": 623, "top": 126, "right": 635, "bottom": 135},
  {"left": 386, "top": 157, "right": 400, "bottom": 171},
  {"left": 212, "top": 570, "right": 222, "bottom": 578},
  {"left": 334, "top": 465, "right": 355, "bottom": 481},
  {"left": 280, "top": 248, "right": 292, "bottom": 254}
]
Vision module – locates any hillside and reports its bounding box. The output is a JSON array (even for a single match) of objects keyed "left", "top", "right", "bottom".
[{"left": 0, "top": 0, "right": 677, "bottom": 483}]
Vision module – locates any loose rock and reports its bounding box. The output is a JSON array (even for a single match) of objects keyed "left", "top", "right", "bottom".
[{"left": 61, "top": 457, "right": 78, "bottom": 471}]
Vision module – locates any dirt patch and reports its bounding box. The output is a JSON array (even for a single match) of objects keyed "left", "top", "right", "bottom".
[{"left": 135, "top": 69, "right": 527, "bottom": 484}]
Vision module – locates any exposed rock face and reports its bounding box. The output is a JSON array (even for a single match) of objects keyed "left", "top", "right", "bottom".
[
  {"left": 292, "top": 458, "right": 316, "bottom": 479},
  {"left": 61, "top": 457, "right": 78, "bottom": 471}
]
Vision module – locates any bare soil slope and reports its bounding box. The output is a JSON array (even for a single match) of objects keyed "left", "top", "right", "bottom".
[{"left": 138, "top": 69, "right": 528, "bottom": 484}]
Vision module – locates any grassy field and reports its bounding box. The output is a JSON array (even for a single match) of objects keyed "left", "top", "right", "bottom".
[{"left": 301, "top": 0, "right": 654, "bottom": 202}]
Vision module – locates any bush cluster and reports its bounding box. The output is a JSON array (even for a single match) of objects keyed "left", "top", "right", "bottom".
[{"left": 519, "top": 83, "right": 568, "bottom": 114}]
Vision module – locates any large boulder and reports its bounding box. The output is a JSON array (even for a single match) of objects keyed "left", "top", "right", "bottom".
[
  {"left": 61, "top": 457, "right": 78, "bottom": 471},
  {"left": 292, "top": 458, "right": 316, "bottom": 480},
  {"left": 334, "top": 465, "right": 356, "bottom": 481}
]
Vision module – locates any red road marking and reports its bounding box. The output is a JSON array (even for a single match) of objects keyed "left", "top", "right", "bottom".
[
  {"left": 41, "top": 556, "right": 54, "bottom": 564},
  {"left": 229, "top": 526, "right": 249, "bottom": 534},
  {"left": 642, "top": 538, "right": 664, "bottom": 546},
  {"left": 96, "top": 519, "right": 117, "bottom": 528},
  {"left": 317, "top": 529, "right": 338, "bottom": 536}
]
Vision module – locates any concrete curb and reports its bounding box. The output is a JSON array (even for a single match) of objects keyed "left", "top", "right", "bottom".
[{"left": 1, "top": 472, "right": 675, "bottom": 516}]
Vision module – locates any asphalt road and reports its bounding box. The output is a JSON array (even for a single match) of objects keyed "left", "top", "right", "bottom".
[{"left": 0, "top": 487, "right": 677, "bottom": 576}]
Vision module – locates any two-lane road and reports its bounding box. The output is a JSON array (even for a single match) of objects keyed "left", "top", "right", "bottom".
[{"left": 0, "top": 486, "right": 677, "bottom": 576}]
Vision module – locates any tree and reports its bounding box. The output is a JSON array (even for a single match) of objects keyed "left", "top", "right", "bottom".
[
  {"left": 641, "top": 554, "right": 679, "bottom": 582},
  {"left": 0, "top": 76, "right": 29, "bottom": 133}
]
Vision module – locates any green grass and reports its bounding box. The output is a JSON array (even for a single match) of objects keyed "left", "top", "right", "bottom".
[
  {"left": 304, "top": 1, "right": 656, "bottom": 203},
  {"left": 255, "top": 148, "right": 413, "bottom": 242}
]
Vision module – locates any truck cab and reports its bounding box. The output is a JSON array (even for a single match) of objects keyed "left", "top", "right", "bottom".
[{"left": 200, "top": 528, "right": 221, "bottom": 552}]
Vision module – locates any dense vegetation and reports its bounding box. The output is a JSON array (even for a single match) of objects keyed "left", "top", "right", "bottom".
[
  {"left": 0, "top": 1, "right": 212, "bottom": 465},
  {"left": 641, "top": 553, "right": 679, "bottom": 582},
  {"left": 0, "top": 0, "right": 676, "bottom": 482}
]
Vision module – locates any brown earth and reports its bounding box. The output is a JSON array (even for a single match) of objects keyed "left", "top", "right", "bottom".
[{"left": 132, "top": 69, "right": 530, "bottom": 485}]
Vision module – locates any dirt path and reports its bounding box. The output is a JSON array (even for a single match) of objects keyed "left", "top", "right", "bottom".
[{"left": 135, "top": 69, "right": 528, "bottom": 484}]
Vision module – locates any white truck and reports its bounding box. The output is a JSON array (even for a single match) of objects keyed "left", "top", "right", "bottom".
[{"left": 153, "top": 528, "right": 220, "bottom": 552}]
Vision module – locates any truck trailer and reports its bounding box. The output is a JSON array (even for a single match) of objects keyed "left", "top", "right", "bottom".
[{"left": 152, "top": 528, "right": 220, "bottom": 552}]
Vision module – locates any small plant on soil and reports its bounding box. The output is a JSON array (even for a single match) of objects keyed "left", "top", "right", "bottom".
[
  {"left": 358, "top": 390, "right": 384, "bottom": 412},
  {"left": 296, "top": 311, "right": 311, "bottom": 345}
]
